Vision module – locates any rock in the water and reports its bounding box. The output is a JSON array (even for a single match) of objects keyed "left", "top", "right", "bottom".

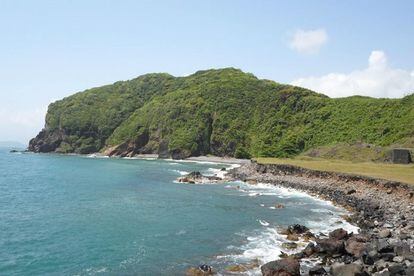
[
  {"left": 261, "top": 258, "right": 300, "bottom": 276},
  {"left": 186, "top": 265, "right": 214, "bottom": 275},
  {"left": 331, "top": 262, "right": 363, "bottom": 276},
  {"left": 282, "top": 242, "right": 298, "bottom": 250},
  {"left": 286, "top": 233, "right": 299, "bottom": 241},
  {"left": 288, "top": 224, "right": 309, "bottom": 235},
  {"left": 303, "top": 242, "right": 317, "bottom": 257},
  {"left": 275, "top": 203, "right": 285, "bottom": 209},
  {"left": 177, "top": 171, "right": 222, "bottom": 184}
]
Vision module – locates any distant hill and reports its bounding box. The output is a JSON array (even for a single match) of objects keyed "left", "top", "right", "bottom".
[
  {"left": 29, "top": 68, "right": 414, "bottom": 159},
  {"left": 0, "top": 141, "right": 26, "bottom": 148}
]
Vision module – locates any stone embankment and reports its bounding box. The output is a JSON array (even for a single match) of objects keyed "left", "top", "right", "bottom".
[{"left": 230, "top": 162, "right": 414, "bottom": 275}]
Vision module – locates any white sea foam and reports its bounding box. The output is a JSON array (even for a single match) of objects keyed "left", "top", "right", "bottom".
[
  {"left": 86, "top": 153, "right": 109, "bottom": 159},
  {"left": 215, "top": 181, "right": 359, "bottom": 275},
  {"left": 171, "top": 170, "right": 189, "bottom": 176},
  {"left": 258, "top": 220, "right": 269, "bottom": 226}
]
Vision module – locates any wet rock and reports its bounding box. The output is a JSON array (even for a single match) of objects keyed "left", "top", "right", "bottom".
[
  {"left": 274, "top": 203, "right": 285, "bottom": 209},
  {"left": 331, "top": 262, "right": 363, "bottom": 276},
  {"left": 303, "top": 242, "right": 317, "bottom": 257},
  {"left": 329, "top": 228, "right": 348, "bottom": 240},
  {"left": 177, "top": 171, "right": 223, "bottom": 184},
  {"left": 303, "top": 231, "right": 315, "bottom": 241},
  {"left": 287, "top": 224, "right": 309, "bottom": 235},
  {"left": 225, "top": 264, "right": 249, "bottom": 272},
  {"left": 261, "top": 258, "right": 300, "bottom": 276},
  {"left": 247, "top": 179, "right": 258, "bottom": 184},
  {"left": 287, "top": 233, "right": 299, "bottom": 241},
  {"left": 282, "top": 242, "right": 298, "bottom": 250},
  {"left": 186, "top": 266, "right": 214, "bottom": 275}
]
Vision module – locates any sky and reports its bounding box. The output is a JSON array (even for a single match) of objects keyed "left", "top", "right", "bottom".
[{"left": 1, "top": 0, "right": 414, "bottom": 144}]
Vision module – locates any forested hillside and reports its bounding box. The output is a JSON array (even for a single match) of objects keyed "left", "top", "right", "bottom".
[{"left": 29, "top": 68, "right": 414, "bottom": 159}]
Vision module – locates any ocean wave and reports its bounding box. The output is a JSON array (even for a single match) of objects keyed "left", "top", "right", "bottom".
[
  {"left": 171, "top": 169, "right": 189, "bottom": 176},
  {"left": 214, "top": 181, "right": 359, "bottom": 275}
]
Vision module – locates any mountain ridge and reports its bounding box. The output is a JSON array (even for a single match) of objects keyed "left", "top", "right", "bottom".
[{"left": 29, "top": 68, "right": 414, "bottom": 159}]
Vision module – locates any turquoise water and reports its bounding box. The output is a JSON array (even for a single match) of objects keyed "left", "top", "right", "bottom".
[{"left": 0, "top": 148, "right": 357, "bottom": 275}]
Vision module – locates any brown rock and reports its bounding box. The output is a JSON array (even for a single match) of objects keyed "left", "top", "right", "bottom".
[
  {"left": 282, "top": 242, "right": 298, "bottom": 250},
  {"left": 316, "top": 238, "right": 345, "bottom": 255},
  {"left": 185, "top": 267, "right": 214, "bottom": 276},
  {"left": 261, "top": 258, "right": 300, "bottom": 276},
  {"left": 345, "top": 239, "right": 367, "bottom": 258},
  {"left": 329, "top": 228, "right": 348, "bottom": 240},
  {"left": 287, "top": 233, "right": 299, "bottom": 241}
]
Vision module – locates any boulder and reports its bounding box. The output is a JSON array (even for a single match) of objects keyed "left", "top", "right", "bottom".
[
  {"left": 261, "top": 258, "right": 300, "bottom": 276},
  {"left": 345, "top": 238, "right": 367, "bottom": 258},
  {"left": 391, "top": 149, "right": 411, "bottom": 164},
  {"left": 331, "top": 262, "right": 363, "bottom": 276},
  {"left": 379, "top": 229, "right": 391, "bottom": 238},
  {"left": 388, "top": 263, "right": 404, "bottom": 275},
  {"left": 316, "top": 238, "right": 345, "bottom": 255},
  {"left": 303, "top": 242, "right": 317, "bottom": 257},
  {"left": 288, "top": 224, "right": 309, "bottom": 235},
  {"left": 329, "top": 228, "right": 348, "bottom": 240},
  {"left": 177, "top": 171, "right": 223, "bottom": 184}
]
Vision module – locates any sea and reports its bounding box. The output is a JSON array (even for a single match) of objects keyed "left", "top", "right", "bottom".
[{"left": 0, "top": 147, "right": 358, "bottom": 275}]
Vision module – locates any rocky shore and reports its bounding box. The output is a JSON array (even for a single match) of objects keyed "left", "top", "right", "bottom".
[{"left": 226, "top": 161, "right": 414, "bottom": 275}]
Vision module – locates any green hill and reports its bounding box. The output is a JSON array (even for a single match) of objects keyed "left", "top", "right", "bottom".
[{"left": 29, "top": 68, "right": 414, "bottom": 159}]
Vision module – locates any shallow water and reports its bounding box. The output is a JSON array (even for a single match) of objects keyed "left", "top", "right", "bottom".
[{"left": 0, "top": 148, "right": 357, "bottom": 275}]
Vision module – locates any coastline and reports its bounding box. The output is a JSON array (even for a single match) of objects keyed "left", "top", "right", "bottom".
[
  {"left": 18, "top": 151, "right": 414, "bottom": 274},
  {"left": 226, "top": 161, "right": 414, "bottom": 275}
]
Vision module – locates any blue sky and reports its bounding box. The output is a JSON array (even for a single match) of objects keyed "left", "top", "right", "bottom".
[{"left": 1, "top": 0, "right": 414, "bottom": 143}]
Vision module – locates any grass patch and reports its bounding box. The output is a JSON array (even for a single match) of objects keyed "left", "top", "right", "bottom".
[{"left": 255, "top": 157, "right": 414, "bottom": 185}]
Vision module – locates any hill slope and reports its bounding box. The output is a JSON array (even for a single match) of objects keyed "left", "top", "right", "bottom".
[{"left": 29, "top": 68, "right": 414, "bottom": 159}]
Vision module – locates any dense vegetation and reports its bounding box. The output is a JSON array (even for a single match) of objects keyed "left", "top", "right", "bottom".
[{"left": 29, "top": 68, "right": 414, "bottom": 159}]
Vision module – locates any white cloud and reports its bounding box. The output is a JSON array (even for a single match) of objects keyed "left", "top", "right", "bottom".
[
  {"left": 0, "top": 106, "right": 47, "bottom": 144},
  {"left": 289, "top": 28, "right": 328, "bottom": 54},
  {"left": 291, "top": 51, "right": 414, "bottom": 98}
]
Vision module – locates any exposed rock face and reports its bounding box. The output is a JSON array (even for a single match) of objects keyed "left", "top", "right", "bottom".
[
  {"left": 104, "top": 131, "right": 150, "bottom": 157},
  {"left": 28, "top": 129, "right": 64, "bottom": 153},
  {"left": 260, "top": 258, "right": 300, "bottom": 276},
  {"left": 157, "top": 140, "right": 170, "bottom": 159}
]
